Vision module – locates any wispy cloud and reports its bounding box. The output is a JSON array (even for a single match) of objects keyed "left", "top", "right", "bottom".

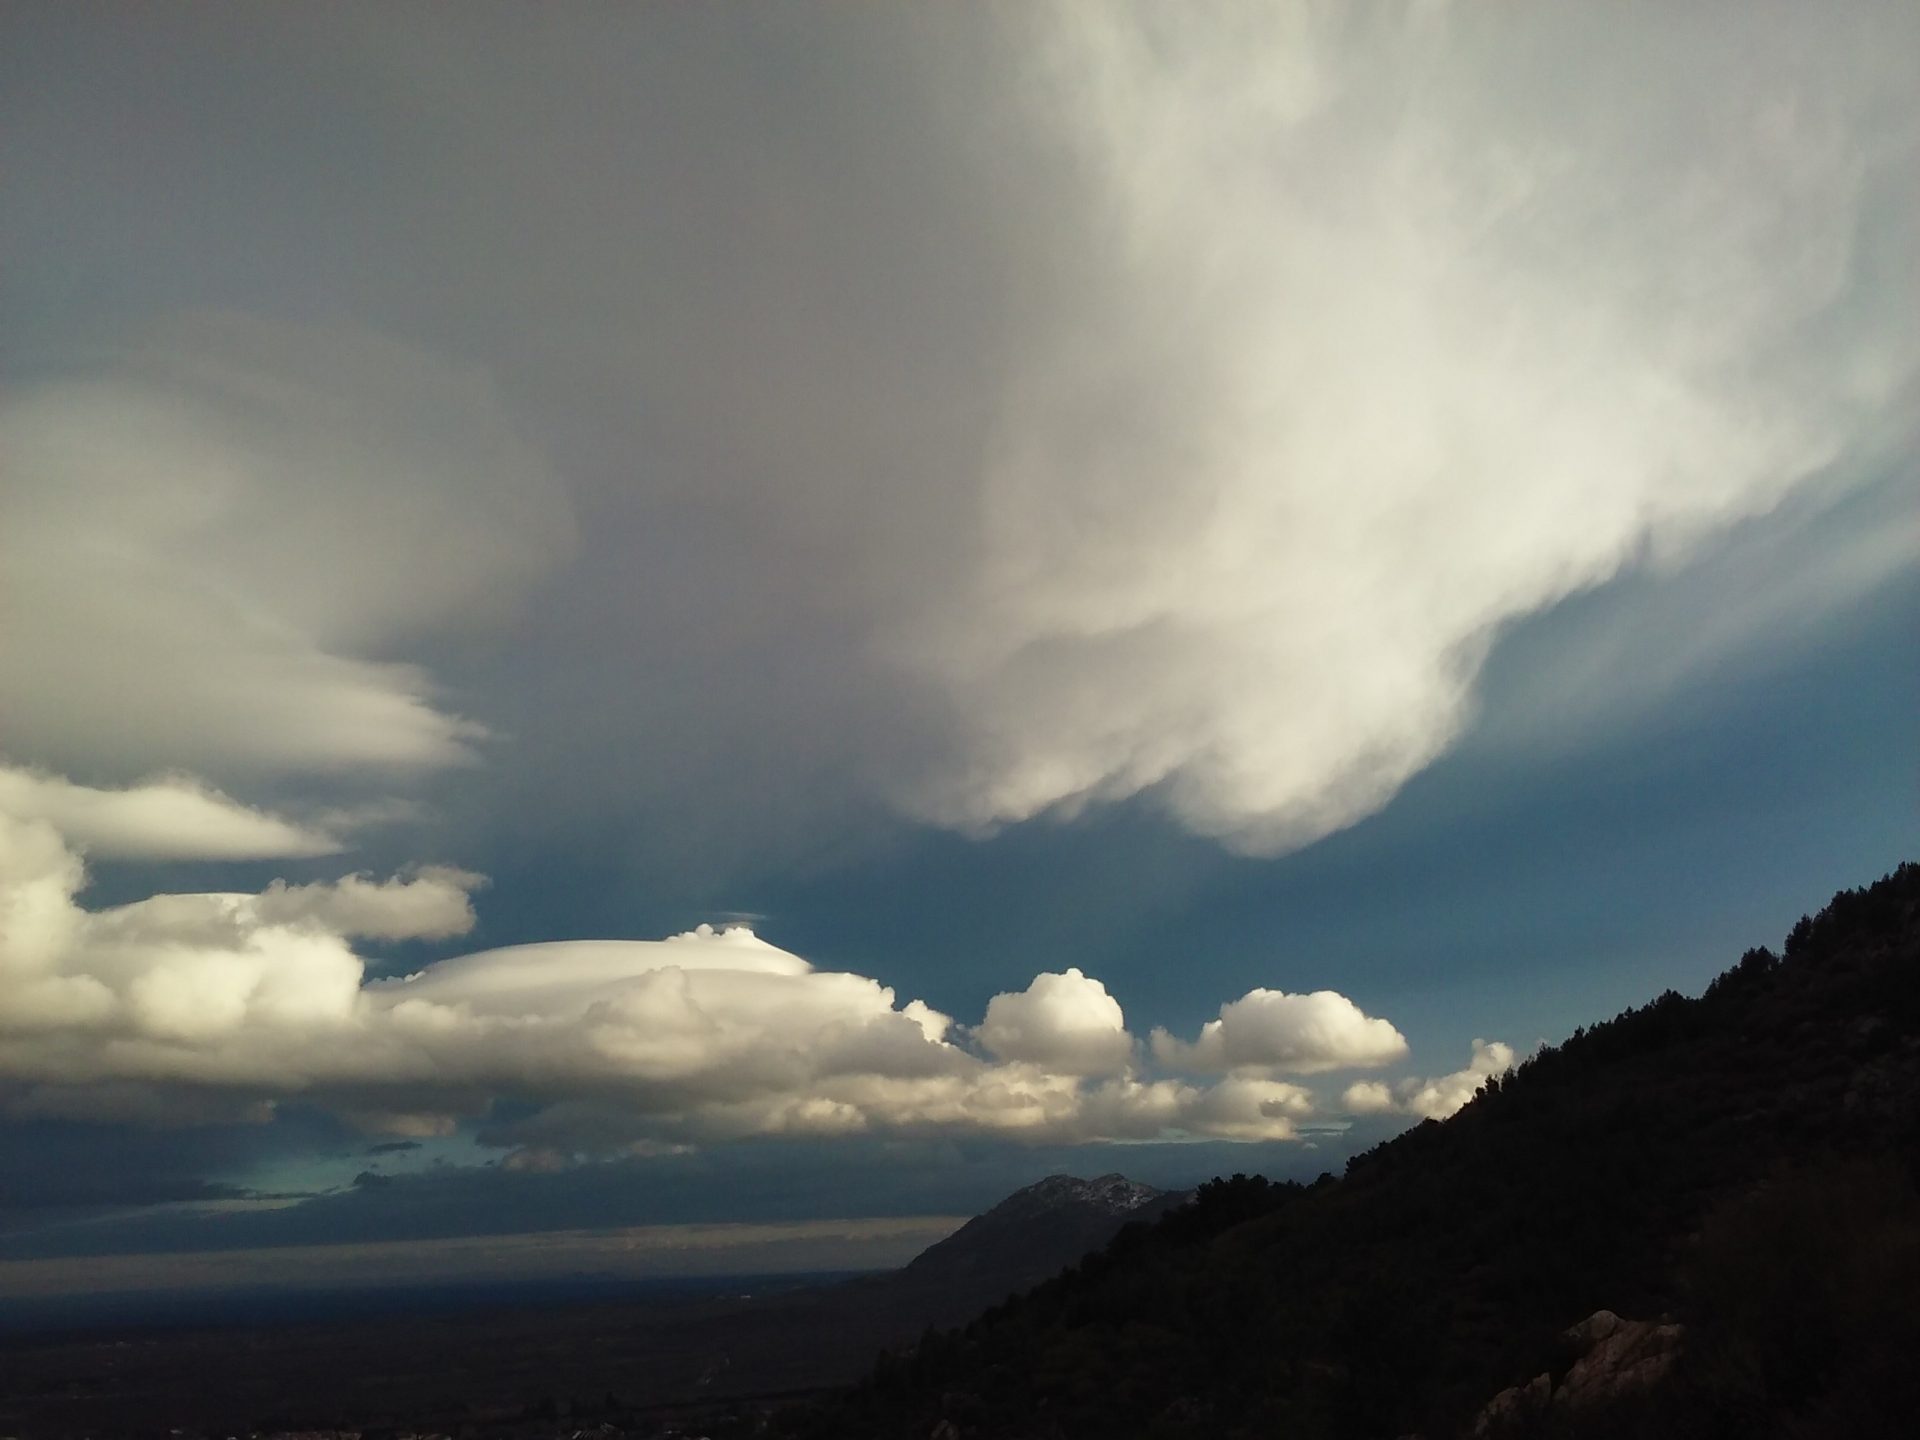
[{"left": 0, "top": 767, "right": 339, "bottom": 861}]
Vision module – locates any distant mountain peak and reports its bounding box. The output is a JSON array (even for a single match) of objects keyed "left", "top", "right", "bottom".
[
  {"left": 989, "top": 1172, "right": 1165, "bottom": 1218},
  {"left": 904, "top": 1173, "right": 1180, "bottom": 1283}
]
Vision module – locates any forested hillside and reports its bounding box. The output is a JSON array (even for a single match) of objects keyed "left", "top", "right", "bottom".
[{"left": 788, "top": 864, "right": 1920, "bottom": 1439}]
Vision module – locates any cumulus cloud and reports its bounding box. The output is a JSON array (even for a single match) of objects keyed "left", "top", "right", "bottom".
[
  {"left": 0, "top": 766, "right": 339, "bottom": 861},
  {"left": 974, "top": 968, "right": 1134, "bottom": 1076},
  {"left": 1179, "top": 1076, "right": 1321, "bottom": 1143},
  {"left": 1342, "top": 1039, "right": 1516, "bottom": 1121},
  {"left": 1340, "top": 1081, "right": 1397, "bottom": 1115},
  {"left": 0, "top": 790, "right": 1433, "bottom": 1148},
  {"left": 1151, "top": 989, "right": 1408, "bottom": 1075},
  {"left": 253, "top": 869, "right": 486, "bottom": 942}
]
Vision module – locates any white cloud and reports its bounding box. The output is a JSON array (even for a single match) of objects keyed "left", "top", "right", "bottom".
[
  {"left": 1340, "top": 1080, "right": 1397, "bottom": 1115},
  {"left": 253, "top": 868, "right": 486, "bottom": 941},
  {"left": 867, "top": 2, "right": 1919, "bottom": 854},
  {"left": 1400, "top": 1039, "right": 1516, "bottom": 1120},
  {"left": 1178, "top": 1076, "right": 1320, "bottom": 1143},
  {"left": 0, "top": 766, "right": 339, "bottom": 860},
  {"left": 1151, "top": 989, "right": 1408, "bottom": 1075},
  {"left": 973, "top": 968, "right": 1134, "bottom": 1076},
  {"left": 0, "top": 788, "right": 1434, "bottom": 1148},
  {"left": 1342, "top": 1039, "right": 1515, "bottom": 1121}
]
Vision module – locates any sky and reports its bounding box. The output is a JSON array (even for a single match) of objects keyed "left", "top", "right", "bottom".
[{"left": 1, "top": 2, "right": 1915, "bottom": 1295}]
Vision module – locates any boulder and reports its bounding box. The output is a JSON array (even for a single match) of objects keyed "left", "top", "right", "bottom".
[
  {"left": 1469, "top": 1310, "right": 1684, "bottom": 1434},
  {"left": 1553, "top": 1310, "right": 1684, "bottom": 1411},
  {"left": 1469, "top": 1370, "right": 1550, "bottom": 1437}
]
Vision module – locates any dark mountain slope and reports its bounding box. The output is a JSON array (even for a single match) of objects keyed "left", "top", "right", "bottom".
[{"left": 788, "top": 863, "right": 1920, "bottom": 1440}]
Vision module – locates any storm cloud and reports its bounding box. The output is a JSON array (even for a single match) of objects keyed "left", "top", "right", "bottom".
[{"left": 4, "top": 4, "right": 1910, "bottom": 870}]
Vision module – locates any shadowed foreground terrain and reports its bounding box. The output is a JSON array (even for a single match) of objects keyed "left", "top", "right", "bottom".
[{"left": 789, "top": 864, "right": 1920, "bottom": 1439}]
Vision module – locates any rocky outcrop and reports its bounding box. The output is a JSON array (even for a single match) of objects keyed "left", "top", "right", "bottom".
[
  {"left": 1470, "top": 1370, "right": 1551, "bottom": 1436},
  {"left": 1554, "top": 1309, "right": 1684, "bottom": 1409},
  {"left": 1470, "top": 1310, "right": 1684, "bottom": 1436}
]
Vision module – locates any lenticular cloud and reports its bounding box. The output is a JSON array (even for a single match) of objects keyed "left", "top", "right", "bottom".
[
  {"left": 0, "top": 313, "right": 572, "bottom": 787},
  {"left": 0, "top": 780, "right": 1445, "bottom": 1146}
]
